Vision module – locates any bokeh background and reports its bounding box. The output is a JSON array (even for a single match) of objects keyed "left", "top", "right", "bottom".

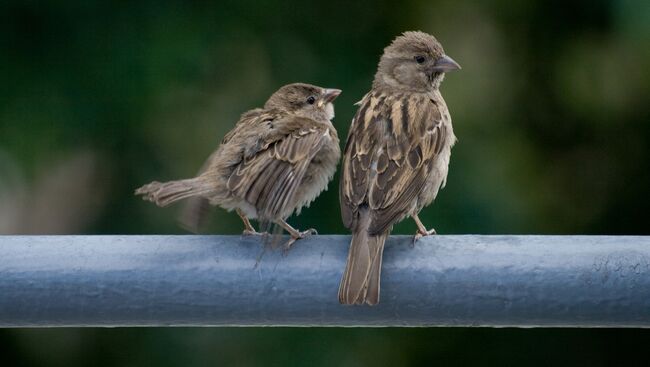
[{"left": 1, "top": 0, "right": 649, "bottom": 365}]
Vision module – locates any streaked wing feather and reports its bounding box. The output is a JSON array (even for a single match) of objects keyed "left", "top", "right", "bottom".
[
  {"left": 227, "top": 118, "right": 327, "bottom": 220},
  {"left": 340, "top": 92, "right": 446, "bottom": 234}
]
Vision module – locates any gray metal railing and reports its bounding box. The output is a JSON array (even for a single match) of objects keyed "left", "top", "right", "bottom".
[{"left": 1, "top": 235, "right": 649, "bottom": 327}]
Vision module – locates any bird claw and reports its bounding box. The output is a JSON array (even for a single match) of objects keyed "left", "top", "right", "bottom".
[
  {"left": 411, "top": 228, "right": 437, "bottom": 247},
  {"left": 282, "top": 228, "right": 317, "bottom": 255},
  {"left": 242, "top": 229, "right": 265, "bottom": 237}
]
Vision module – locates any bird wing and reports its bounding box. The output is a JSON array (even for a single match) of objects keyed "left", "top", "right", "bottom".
[
  {"left": 226, "top": 115, "right": 331, "bottom": 220},
  {"left": 179, "top": 109, "right": 279, "bottom": 232},
  {"left": 340, "top": 92, "right": 447, "bottom": 235}
]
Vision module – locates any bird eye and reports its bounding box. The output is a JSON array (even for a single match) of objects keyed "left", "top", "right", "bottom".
[
  {"left": 307, "top": 96, "right": 316, "bottom": 105},
  {"left": 415, "top": 56, "right": 426, "bottom": 64}
]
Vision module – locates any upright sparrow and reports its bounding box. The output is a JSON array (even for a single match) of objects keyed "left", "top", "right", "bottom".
[
  {"left": 339, "top": 31, "right": 461, "bottom": 305},
  {"left": 136, "top": 83, "right": 341, "bottom": 249}
]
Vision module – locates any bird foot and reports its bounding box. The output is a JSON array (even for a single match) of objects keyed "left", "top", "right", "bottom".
[
  {"left": 282, "top": 228, "right": 317, "bottom": 255},
  {"left": 412, "top": 228, "right": 437, "bottom": 247},
  {"left": 242, "top": 229, "right": 266, "bottom": 237}
]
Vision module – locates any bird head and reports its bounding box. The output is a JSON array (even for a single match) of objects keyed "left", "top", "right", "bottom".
[
  {"left": 374, "top": 31, "right": 460, "bottom": 92},
  {"left": 264, "top": 83, "right": 342, "bottom": 121}
]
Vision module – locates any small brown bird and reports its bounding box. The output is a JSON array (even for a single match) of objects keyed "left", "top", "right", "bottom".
[
  {"left": 339, "top": 31, "right": 461, "bottom": 305},
  {"left": 136, "top": 83, "right": 341, "bottom": 249}
]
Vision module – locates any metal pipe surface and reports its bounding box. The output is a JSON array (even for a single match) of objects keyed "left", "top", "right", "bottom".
[{"left": 1, "top": 235, "right": 649, "bottom": 327}]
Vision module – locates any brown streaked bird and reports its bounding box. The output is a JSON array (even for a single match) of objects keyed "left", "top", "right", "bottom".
[
  {"left": 339, "top": 31, "right": 461, "bottom": 305},
  {"left": 136, "top": 83, "right": 341, "bottom": 249}
]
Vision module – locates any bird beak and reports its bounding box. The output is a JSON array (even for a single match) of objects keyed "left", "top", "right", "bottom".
[
  {"left": 320, "top": 89, "right": 342, "bottom": 106},
  {"left": 431, "top": 54, "right": 461, "bottom": 73}
]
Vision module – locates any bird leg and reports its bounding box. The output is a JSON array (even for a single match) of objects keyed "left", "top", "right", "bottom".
[
  {"left": 412, "top": 214, "right": 436, "bottom": 244},
  {"left": 236, "top": 209, "right": 264, "bottom": 236},
  {"left": 276, "top": 219, "right": 317, "bottom": 252}
]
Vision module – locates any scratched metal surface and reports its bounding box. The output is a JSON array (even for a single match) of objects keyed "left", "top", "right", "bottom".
[{"left": 1, "top": 235, "right": 649, "bottom": 327}]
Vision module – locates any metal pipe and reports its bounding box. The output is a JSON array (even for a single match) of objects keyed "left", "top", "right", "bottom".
[{"left": 1, "top": 235, "right": 649, "bottom": 327}]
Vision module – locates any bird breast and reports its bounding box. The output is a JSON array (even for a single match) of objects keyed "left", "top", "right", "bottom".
[
  {"left": 292, "top": 127, "right": 341, "bottom": 215},
  {"left": 416, "top": 93, "right": 455, "bottom": 211}
]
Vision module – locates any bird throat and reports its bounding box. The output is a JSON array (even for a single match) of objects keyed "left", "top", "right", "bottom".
[{"left": 430, "top": 72, "right": 445, "bottom": 89}]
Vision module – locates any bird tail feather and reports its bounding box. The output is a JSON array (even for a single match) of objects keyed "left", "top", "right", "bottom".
[
  {"left": 178, "top": 196, "right": 211, "bottom": 233},
  {"left": 338, "top": 208, "right": 388, "bottom": 305},
  {"left": 135, "top": 178, "right": 212, "bottom": 207}
]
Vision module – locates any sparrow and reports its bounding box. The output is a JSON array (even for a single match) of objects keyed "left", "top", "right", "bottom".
[
  {"left": 338, "top": 31, "right": 461, "bottom": 305},
  {"left": 136, "top": 83, "right": 342, "bottom": 249}
]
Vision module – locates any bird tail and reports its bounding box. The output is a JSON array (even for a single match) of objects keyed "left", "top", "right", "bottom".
[
  {"left": 178, "top": 196, "right": 211, "bottom": 233},
  {"left": 338, "top": 208, "right": 388, "bottom": 306},
  {"left": 135, "top": 177, "right": 212, "bottom": 208}
]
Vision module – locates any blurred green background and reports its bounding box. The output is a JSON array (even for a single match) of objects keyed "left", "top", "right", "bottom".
[{"left": 1, "top": 0, "right": 649, "bottom": 365}]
